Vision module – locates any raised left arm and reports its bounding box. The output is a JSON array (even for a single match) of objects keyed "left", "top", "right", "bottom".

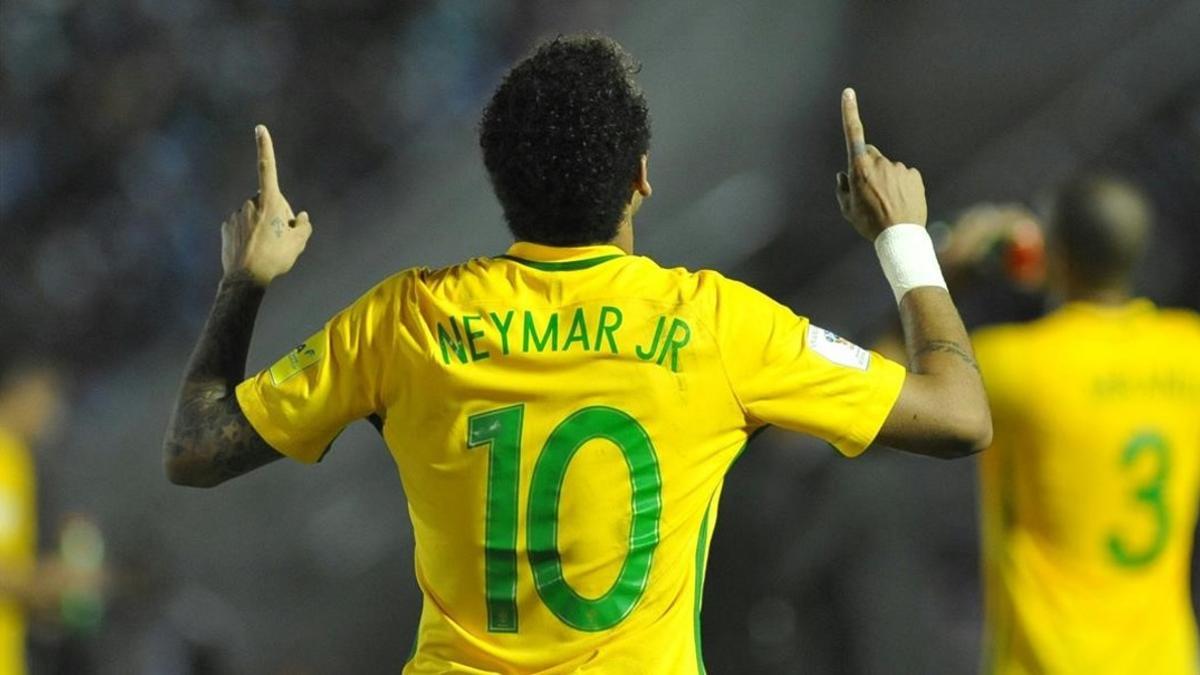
[
  {"left": 164, "top": 271, "right": 282, "bottom": 487},
  {"left": 164, "top": 126, "right": 312, "bottom": 487}
]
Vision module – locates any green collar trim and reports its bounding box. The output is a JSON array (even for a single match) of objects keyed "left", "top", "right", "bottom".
[{"left": 496, "top": 254, "right": 624, "bottom": 271}]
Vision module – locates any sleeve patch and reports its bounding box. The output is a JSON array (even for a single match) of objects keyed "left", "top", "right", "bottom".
[
  {"left": 806, "top": 325, "right": 870, "bottom": 371},
  {"left": 269, "top": 332, "right": 326, "bottom": 385}
]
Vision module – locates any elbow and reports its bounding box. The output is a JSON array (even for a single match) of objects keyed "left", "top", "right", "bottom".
[
  {"left": 166, "top": 463, "right": 223, "bottom": 488},
  {"left": 938, "top": 407, "right": 993, "bottom": 459},
  {"left": 163, "top": 445, "right": 223, "bottom": 488},
  {"left": 974, "top": 412, "right": 995, "bottom": 453}
]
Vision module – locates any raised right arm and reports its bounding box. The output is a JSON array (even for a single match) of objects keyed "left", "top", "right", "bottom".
[{"left": 835, "top": 89, "right": 991, "bottom": 458}]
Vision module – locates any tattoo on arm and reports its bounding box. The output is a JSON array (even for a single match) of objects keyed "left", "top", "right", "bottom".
[
  {"left": 164, "top": 271, "right": 282, "bottom": 487},
  {"left": 911, "top": 339, "right": 981, "bottom": 374}
]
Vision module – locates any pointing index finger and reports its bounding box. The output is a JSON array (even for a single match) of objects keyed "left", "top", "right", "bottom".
[
  {"left": 841, "top": 88, "right": 867, "bottom": 167},
  {"left": 256, "top": 124, "right": 280, "bottom": 195}
]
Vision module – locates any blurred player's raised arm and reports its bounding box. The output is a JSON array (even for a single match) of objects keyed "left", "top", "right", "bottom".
[
  {"left": 162, "top": 126, "right": 311, "bottom": 487},
  {"left": 834, "top": 89, "right": 991, "bottom": 457}
]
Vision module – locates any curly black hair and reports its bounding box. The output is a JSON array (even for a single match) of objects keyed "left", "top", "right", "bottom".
[{"left": 480, "top": 35, "right": 651, "bottom": 246}]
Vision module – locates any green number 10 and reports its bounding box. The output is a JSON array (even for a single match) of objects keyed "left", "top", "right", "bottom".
[{"left": 467, "top": 404, "right": 663, "bottom": 633}]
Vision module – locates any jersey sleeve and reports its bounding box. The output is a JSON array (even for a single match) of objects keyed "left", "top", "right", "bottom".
[
  {"left": 235, "top": 273, "right": 412, "bottom": 464},
  {"left": 707, "top": 273, "right": 906, "bottom": 457}
]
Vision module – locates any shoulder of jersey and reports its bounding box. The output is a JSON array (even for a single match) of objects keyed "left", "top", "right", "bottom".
[
  {"left": 971, "top": 321, "right": 1029, "bottom": 341},
  {"left": 384, "top": 260, "right": 482, "bottom": 296},
  {"left": 363, "top": 266, "right": 426, "bottom": 294},
  {"left": 649, "top": 265, "right": 741, "bottom": 306},
  {"left": 658, "top": 263, "right": 725, "bottom": 285},
  {"left": 1156, "top": 306, "right": 1200, "bottom": 341}
]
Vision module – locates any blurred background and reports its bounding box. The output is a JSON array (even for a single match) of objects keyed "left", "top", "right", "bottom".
[{"left": 1, "top": 0, "right": 1198, "bottom": 672}]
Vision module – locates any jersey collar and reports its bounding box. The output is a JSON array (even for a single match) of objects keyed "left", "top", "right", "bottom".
[{"left": 498, "top": 241, "right": 627, "bottom": 271}]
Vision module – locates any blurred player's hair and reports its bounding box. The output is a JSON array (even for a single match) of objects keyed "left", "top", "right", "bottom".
[
  {"left": 0, "top": 328, "right": 21, "bottom": 389},
  {"left": 0, "top": 325, "right": 55, "bottom": 393},
  {"left": 479, "top": 34, "right": 651, "bottom": 246},
  {"left": 1049, "top": 173, "right": 1152, "bottom": 288}
]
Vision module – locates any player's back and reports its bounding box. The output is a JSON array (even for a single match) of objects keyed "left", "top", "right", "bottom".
[
  {"left": 975, "top": 300, "right": 1200, "bottom": 675},
  {"left": 391, "top": 242, "right": 748, "bottom": 673}
]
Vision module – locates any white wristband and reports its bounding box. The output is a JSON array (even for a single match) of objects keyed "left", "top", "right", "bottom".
[{"left": 874, "top": 224, "right": 947, "bottom": 304}]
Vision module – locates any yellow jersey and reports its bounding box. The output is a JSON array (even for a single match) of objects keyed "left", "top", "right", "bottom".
[
  {"left": 975, "top": 300, "right": 1200, "bottom": 675},
  {"left": 237, "top": 241, "right": 905, "bottom": 673},
  {"left": 0, "top": 426, "right": 35, "bottom": 675}
]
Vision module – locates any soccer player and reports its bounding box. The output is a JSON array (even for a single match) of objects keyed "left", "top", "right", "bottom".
[
  {"left": 0, "top": 351, "right": 75, "bottom": 674},
  {"left": 948, "top": 176, "right": 1200, "bottom": 674},
  {"left": 164, "top": 36, "right": 991, "bottom": 673}
]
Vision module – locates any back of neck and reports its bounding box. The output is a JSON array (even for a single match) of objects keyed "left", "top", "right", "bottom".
[{"left": 1064, "top": 282, "right": 1132, "bottom": 306}]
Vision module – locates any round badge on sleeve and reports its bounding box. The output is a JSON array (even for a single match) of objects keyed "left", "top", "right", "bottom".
[{"left": 806, "top": 325, "right": 870, "bottom": 371}]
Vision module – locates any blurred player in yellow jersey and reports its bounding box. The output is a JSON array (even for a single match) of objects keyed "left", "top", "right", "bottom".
[
  {"left": 164, "top": 35, "right": 994, "bottom": 673},
  {"left": 0, "top": 349, "right": 75, "bottom": 674},
  {"left": 946, "top": 176, "right": 1200, "bottom": 674}
]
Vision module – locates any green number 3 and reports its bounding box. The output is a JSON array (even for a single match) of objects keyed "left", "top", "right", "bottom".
[
  {"left": 467, "top": 404, "right": 663, "bottom": 633},
  {"left": 1106, "top": 431, "right": 1171, "bottom": 568}
]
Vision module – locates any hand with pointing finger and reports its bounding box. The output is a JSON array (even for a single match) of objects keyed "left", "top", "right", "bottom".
[
  {"left": 221, "top": 125, "right": 312, "bottom": 285},
  {"left": 835, "top": 88, "right": 927, "bottom": 241}
]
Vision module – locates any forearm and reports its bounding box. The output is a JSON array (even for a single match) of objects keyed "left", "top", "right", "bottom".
[
  {"left": 0, "top": 560, "right": 62, "bottom": 611},
  {"left": 182, "top": 271, "right": 265, "bottom": 390},
  {"left": 0, "top": 565, "right": 37, "bottom": 607},
  {"left": 899, "top": 287, "right": 980, "bottom": 380},
  {"left": 881, "top": 286, "right": 992, "bottom": 456},
  {"left": 163, "top": 271, "right": 281, "bottom": 487}
]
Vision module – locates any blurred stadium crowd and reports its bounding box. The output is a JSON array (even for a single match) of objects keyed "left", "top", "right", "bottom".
[
  {"left": 0, "top": 0, "right": 574, "bottom": 363},
  {"left": 1, "top": 0, "right": 1198, "bottom": 673}
]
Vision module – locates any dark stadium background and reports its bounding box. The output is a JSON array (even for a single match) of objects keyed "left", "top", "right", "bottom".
[{"left": 1, "top": 1, "right": 1198, "bottom": 672}]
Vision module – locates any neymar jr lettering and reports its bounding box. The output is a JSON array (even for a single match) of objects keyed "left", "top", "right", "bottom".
[{"left": 436, "top": 307, "right": 693, "bottom": 373}]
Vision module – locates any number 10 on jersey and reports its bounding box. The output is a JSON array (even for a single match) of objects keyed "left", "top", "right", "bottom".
[{"left": 467, "top": 403, "right": 663, "bottom": 633}]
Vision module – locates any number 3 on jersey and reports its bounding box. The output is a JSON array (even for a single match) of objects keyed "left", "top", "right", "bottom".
[
  {"left": 468, "top": 404, "right": 663, "bottom": 633},
  {"left": 1107, "top": 430, "right": 1171, "bottom": 568}
]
